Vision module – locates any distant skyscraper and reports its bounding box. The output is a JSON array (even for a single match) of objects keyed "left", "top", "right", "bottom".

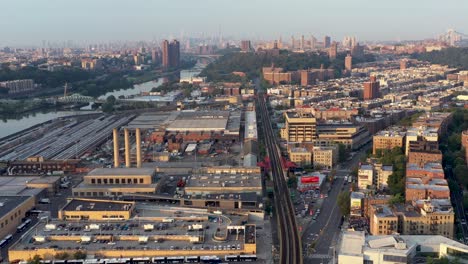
[
  {"left": 291, "top": 36, "right": 295, "bottom": 49},
  {"left": 151, "top": 49, "right": 159, "bottom": 65},
  {"left": 300, "top": 35, "right": 305, "bottom": 50},
  {"left": 240, "top": 40, "right": 252, "bottom": 52},
  {"left": 273, "top": 40, "right": 279, "bottom": 49},
  {"left": 310, "top": 36, "right": 317, "bottom": 50},
  {"left": 342, "top": 36, "right": 357, "bottom": 48},
  {"left": 162, "top": 39, "right": 180, "bottom": 69},
  {"left": 324, "top": 36, "right": 331, "bottom": 48},
  {"left": 345, "top": 54, "right": 353, "bottom": 71},
  {"left": 329, "top": 42, "right": 337, "bottom": 59},
  {"left": 363, "top": 76, "right": 380, "bottom": 100}
]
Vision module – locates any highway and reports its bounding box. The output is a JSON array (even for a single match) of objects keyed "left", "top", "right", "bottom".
[{"left": 257, "top": 92, "right": 302, "bottom": 264}]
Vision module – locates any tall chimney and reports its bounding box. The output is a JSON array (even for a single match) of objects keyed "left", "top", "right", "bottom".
[
  {"left": 124, "top": 128, "right": 131, "bottom": 168},
  {"left": 135, "top": 128, "right": 141, "bottom": 168},
  {"left": 136, "top": 128, "right": 142, "bottom": 168},
  {"left": 113, "top": 128, "right": 120, "bottom": 168}
]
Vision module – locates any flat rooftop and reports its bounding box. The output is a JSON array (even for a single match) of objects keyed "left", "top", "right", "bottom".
[
  {"left": 285, "top": 111, "right": 315, "bottom": 119},
  {"left": 62, "top": 199, "right": 134, "bottom": 212},
  {"left": 185, "top": 173, "right": 262, "bottom": 189},
  {"left": 339, "top": 231, "right": 365, "bottom": 256},
  {"left": 11, "top": 216, "right": 253, "bottom": 255},
  {"left": 0, "top": 196, "right": 31, "bottom": 217},
  {"left": 86, "top": 168, "right": 155, "bottom": 177},
  {"left": 0, "top": 176, "right": 53, "bottom": 196}
]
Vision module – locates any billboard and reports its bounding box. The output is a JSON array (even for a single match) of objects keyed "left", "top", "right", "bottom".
[{"left": 300, "top": 176, "right": 320, "bottom": 184}]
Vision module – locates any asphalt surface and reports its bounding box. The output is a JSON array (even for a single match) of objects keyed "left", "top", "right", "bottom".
[
  {"left": 257, "top": 92, "right": 302, "bottom": 264},
  {"left": 446, "top": 166, "right": 468, "bottom": 241},
  {"left": 304, "top": 144, "right": 371, "bottom": 264}
]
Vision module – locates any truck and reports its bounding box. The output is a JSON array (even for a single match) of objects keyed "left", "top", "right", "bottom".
[{"left": 39, "top": 198, "right": 50, "bottom": 204}]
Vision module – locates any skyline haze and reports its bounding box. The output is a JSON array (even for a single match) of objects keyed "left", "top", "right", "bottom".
[{"left": 1, "top": 0, "right": 468, "bottom": 46}]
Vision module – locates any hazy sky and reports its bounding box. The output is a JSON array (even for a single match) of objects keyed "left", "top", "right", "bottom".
[{"left": 1, "top": 0, "right": 467, "bottom": 46}]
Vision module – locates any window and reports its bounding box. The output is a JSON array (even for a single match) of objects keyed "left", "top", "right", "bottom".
[
  {"left": 383, "top": 255, "right": 407, "bottom": 263},
  {"left": 109, "top": 179, "right": 114, "bottom": 184},
  {"left": 97, "top": 179, "right": 102, "bottom": 184},
  {"left": 133, "top": 179, "right": 137, "bottom": 184},
  {"left": 140, "top": 179, "right": 144, "bottom": 184},
  {"left": 116, "top": 179, "right": 120, "bottom": 184},
  {"left": 91, "top": 179, "right": 96, "bottom": 184},
  {"left": 363, "top": 260, "right": 373, "bottom": 264}
]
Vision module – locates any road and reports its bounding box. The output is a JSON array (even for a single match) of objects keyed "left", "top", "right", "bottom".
[
  {"left": 304, "top": 144, "right": 371, "bottom": 264},
  {"left": 257, "top": 92, "right": 302, "bottom": 264},
  {"left": 446, "top": 166, "right": 468, "bottom": 241}
]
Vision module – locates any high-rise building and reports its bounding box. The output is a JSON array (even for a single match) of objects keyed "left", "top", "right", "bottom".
[
  {"left": 310, "top": 36, "right": 317, "bottom": 49},
  {"left": 240, "top": 40, "right": 252, "bottom": 52},
  {"left": 280, "top": 112, "right": 317, "bottom": 143},
  {"left": 345, "top": 54, "right": 353, "bottom": 71},
  {"left": 300, "top": 35, "right": 305, "bottom": 50},
  {"left": 133, "top": 54, "right": 144, "bottom": 65},
  {"left": 342, "top": 36, "right": 357, "bottom": 48},
  {"left": 162, "top": 40, "right": 180, "bottom": 69},
  {"left": 151, "top": 49, "right": 159, "bottom": 65},
  {"left": 363, "top": 76, "right": 380, "bottom": 100},
  {"left": 324, "top": 36, "right": 331, "bottom": 48},
  {"left": 329, "top": 42, "right": 337, "bottom": 59},
  {"left": 291, "top": 35, "right": 295, "bottom": 49}
]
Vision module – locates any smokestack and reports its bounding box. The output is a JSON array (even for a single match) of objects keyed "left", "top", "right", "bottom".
[
  {"left": 136, "top": 128, "right": 142, "bottom": 168},
  {"left": 113, "top": 128, "right": 120, "bottom": 168},
  {"left": 124, "top": 128, "right": 131, "bottom": 168}
]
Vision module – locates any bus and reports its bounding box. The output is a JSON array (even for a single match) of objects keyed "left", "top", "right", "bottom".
[
  {"left": 239, "top": 255, "right": 257, "bottom": 262},
  {"left": 151, "top": 257, "right": 166, "bottom": 264},
  {"left": 225, "top": 255, "right": 240, "bottom": 262},
  {"left": 4, "top": 234, "right": 13, "bottom": 243},
  {"left": 17, "top": 219, "right": 32, "bottom": 233},
  {"left": 0, "top": 240, "right": 7, "bottom": 248},
  {"left": 200, "top": 256, "right": 222, "bottom": 264},
  {"left": 165, "top": 257, "right": 184, "bottom": 263}
]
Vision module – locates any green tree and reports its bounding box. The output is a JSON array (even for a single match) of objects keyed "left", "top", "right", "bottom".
[
  {"left": 27, "top": 255, "right": 42, "bottom": 264},
  {"left": 337, "top": 191, "right": 350, "bottom": 216},
  {"left": 55, "top": 252, "right": 70, "bottom": 260},
  {"left": 388, "top": 193, "right": 405, "bottom": 206},
  {"left": 426, "top": 256, "right": 461, "bottom": 264},
  {"left": 73, "top": 250, "right": 87, "bottom": 259}
]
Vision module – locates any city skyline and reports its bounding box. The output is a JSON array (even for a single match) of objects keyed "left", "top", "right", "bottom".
[{"left": 1, "top": 0, "right": 468, "bottom": 46}]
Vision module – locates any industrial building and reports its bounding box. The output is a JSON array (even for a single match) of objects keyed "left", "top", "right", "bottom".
[
  {"left": 72, "top": 168, "right": 158, "bottom": 198},
  {"left": 184, "top": 168, "right": 262, "bottom": 196},
  {"left": 58, "top": 198, "right": 135, "bottom": 221},
  {"left": 8, "top": 212, "right": 257, "bottom": 261},
  {"left": 0, "top": 196, "right": 35, "bottom": 239}
]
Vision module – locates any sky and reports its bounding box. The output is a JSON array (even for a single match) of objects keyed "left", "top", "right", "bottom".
[{"left": 1, "top": 0, "right": 467, "bottom": 46}]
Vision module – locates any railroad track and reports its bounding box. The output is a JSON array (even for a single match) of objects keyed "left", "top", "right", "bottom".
[{"left": 257, "top": 92, "right": 302, "bottom": 264}]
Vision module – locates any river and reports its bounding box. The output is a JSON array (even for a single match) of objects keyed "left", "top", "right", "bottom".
[{"left": 0, "top": 67, "right": 205, "bottom": 139}]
